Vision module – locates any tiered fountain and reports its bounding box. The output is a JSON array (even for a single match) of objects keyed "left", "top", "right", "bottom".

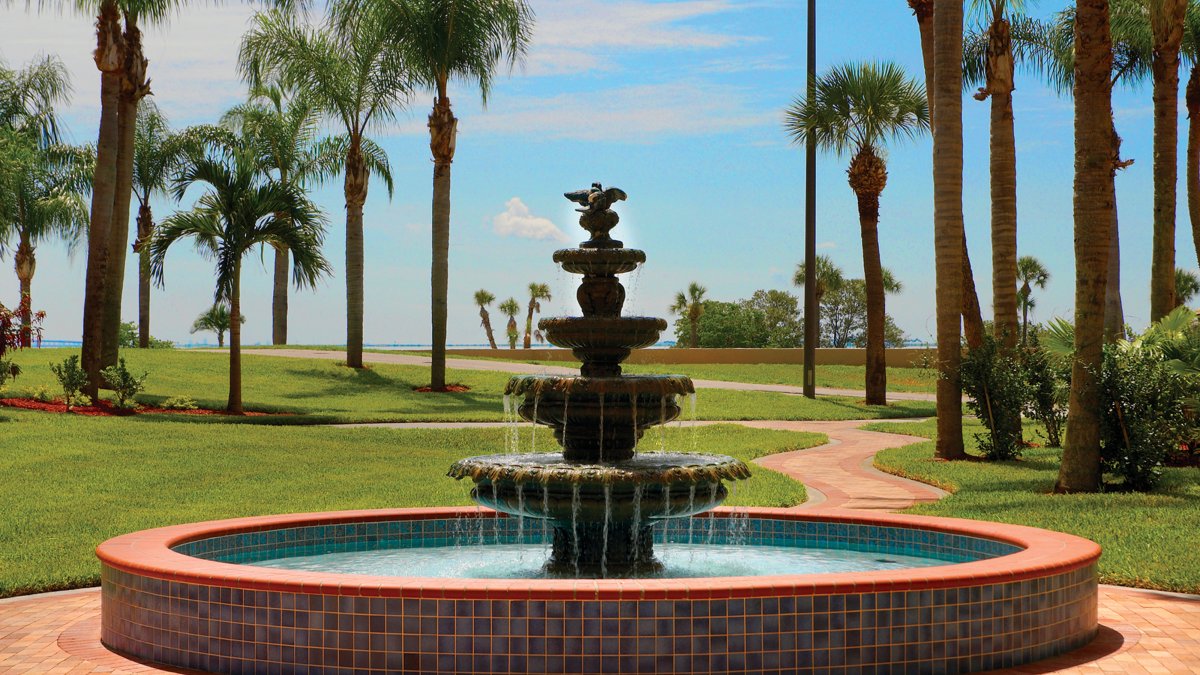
[{"left": 449, "top": 183, "right": 750, "bottom": 576}]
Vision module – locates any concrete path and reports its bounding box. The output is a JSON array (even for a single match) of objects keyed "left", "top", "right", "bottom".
[{"left": 224, "top": 348, "right": 940, "bottom": 402}]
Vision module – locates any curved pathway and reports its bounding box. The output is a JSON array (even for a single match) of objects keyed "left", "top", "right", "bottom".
[{"left": 1, "top": 418, "right": 1198, "bottom": 673}]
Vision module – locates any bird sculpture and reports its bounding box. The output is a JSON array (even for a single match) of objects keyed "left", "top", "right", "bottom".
[{"left": 564, "top": 183, "right": 627, "bottom": 214}]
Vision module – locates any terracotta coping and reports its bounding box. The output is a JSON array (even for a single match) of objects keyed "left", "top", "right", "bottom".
[{"left": 96, "top": 507, "right": 1101, "bottom": 601}]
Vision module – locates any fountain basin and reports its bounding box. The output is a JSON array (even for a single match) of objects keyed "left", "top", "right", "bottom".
[{"left": 98, "top": 507, "right": 1099, "bottom": 674}]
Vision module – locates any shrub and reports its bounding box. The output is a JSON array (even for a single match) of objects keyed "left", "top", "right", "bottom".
[
  {"left": 0, "top": 360, "right": 19, "bottom": 389},
  {"left": 49, "top": 356, "right": 89, "bottom": 409},
  {"left": 118, "top": 321, "right": 174, "bottom": 349},
  {"left": 100, "top": 358, "right": 148, "bottom": 409},
  {"left": 160, "top": 395, "right": 198, "bottom": 411},
  {"left": 28, "top": 385, "right": 53, "bottom": 403},
  {"left": 959, "top": 335, "right": 1028, "bottom": 460},
  {"left": 1099, "top": 345, "right": 1192, "bottom": 491},
  {"left": 1022, "top": 334, "right": 1068, "bottom": 447}
]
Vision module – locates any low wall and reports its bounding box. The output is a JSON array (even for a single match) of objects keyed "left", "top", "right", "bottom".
[{"left": 447, "top": 347, "right": 935, "bottom": 368}]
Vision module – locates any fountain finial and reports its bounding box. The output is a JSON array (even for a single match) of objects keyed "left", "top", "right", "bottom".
[{"left": 564, "top": 182, "right": 627, "bottom": 248}]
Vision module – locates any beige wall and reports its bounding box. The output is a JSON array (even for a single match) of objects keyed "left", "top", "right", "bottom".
[{"left": 447, "top": 347, "right": 936, "bottom": 368}]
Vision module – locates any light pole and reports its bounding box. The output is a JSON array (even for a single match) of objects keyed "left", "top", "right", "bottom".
[{"left": 802, "top": 0, "right": 818, "bottom": 398}]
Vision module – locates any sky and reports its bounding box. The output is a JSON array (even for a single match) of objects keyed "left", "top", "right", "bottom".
[{"left": 0, "top": 0, "right": 1188, "bottom": 347}]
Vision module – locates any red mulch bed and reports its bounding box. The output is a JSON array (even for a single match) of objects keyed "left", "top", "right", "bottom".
[
  {"left": 0, "top": 397, "right": 275, "bottom": 417},
  {"left": 413, "top": 384, "right": 471, "bottom": 393}
]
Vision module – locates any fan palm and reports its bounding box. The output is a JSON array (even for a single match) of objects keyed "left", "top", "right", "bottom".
[
  {"left": 523, "top": 282, "right": 551, "bottom": 349},
  {"left": 240, "top": 8, "right": 403, "bottom": 369},
  {"left": 670, "top": 282, "right": 708, "bottom": 349},
  {"left": 1176, "top": 268, "right": 1200, "bottom": 306},
  {"left": 222, "top": 85, "right": 345, "bottom": 345},
  {"left": 333, "top": 0, "right": 533, "bottom": 388},
  {"left": 785, "top": 61, "right": 928, "bottom": 405},
  {"left": 189, "top": 303, "right": 245, "bottom": 348},
  {"left": 794, "top": 254, "right": 845, "bottom": 340},
  {"left": 1058, "top": 0, "right": 1117, "bottom": 493},
  {"left": 150, "top": 149, "right": 331, "bottom": 414},
  {"left": 474, "top": 289, "right": 497, "bottom": 349},
  {"left": 1016, "top": 255, "right": 1050, "bottom": 345},
  {"left": 499, "top": 297, "right": 520, "bottom": 349}
]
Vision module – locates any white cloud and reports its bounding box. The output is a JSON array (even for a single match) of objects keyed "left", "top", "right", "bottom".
[{"left": 492, "top": 198, "right": 569, "bottom": 242}]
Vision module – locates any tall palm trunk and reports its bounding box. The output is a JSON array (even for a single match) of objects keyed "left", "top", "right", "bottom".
[
  {"left": 344, "top": 135, "right": 368, "bottom": 369},
  {"left": 689, "top": 316, "right": 699, "bottom": 349},
  {"left": 1104, "top": 122, "right": 1126, "bottom": 341},
  {"left": 982, "top": 15, "right": 1019, "bottom": 350},
  {"left": 1058, "top": 0, "right": 1115, "bottom": 494},
  {"left": 429, "top": 89, "right": 457, "bottom": 389},
  {"left": 14, "top": 231, "right": 34, "bottom": 348},
  {"left": 850, "top": 148, "right": 888, "bottom": 405},
  {"left": 272, "top": 241, "right": 289, "bottom": 345},
  {"left": 1020, "top": 287, "right": 1031, "bottom": 344},
  {"left": 479, "top": 306, "right": 497, "bottom": 349},
  {"left": 932, "top": 0, "right": 966, "bottom": 459},
  {"left": 81, "top": 0, "right": 124, "bottom": 399},
  {"left": 135, "top": 202, "right": 152, "bottom": 348},
  {"left": 228, "top": 264, "right": 243, "bottom": 414},
  {"left": 1188, "top": 65, "right": 1200, "bottom": 269},
  {"left": 101, "top": 11, "right": 149, "bottom": 368},
  {"left": 1149, "top": 0, "right": 1187, "bottom": 320},
  {"left": 912, "top": 0, "right": 986, "bottom": 351}
]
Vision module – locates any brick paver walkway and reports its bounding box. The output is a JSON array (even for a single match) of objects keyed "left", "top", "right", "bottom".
[{"left": 2, "top": 418, "right": 1198, "bottom": 673}]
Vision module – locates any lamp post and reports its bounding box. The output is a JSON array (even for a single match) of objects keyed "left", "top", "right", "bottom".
[{"left": 802, "top": 0, "right": 818, "bottom": 398}]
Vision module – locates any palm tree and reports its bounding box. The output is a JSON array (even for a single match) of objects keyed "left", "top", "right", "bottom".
[
  {"left": 189, "top": 303, "right": 245, "bottom": 348},
  {"left": 1148, "top": 0, "right": 1189, "bottom": 320},
  {"left": 523, "top": 282, "right": 551, "bottom": 349},
  {"left": 1058, "top": 0, "right": 1116, "bottom": 494},
  {"left": 670, "top": 282, "right": 708, "bottom": 348},
  {"left": 474, "top": 289, "right": 498, "bottom": 349},
  {"left": 1184, "top": 4, "right": 1200, "bottom": 271},
  {"left": 221, "top": 85, "right": 344, "bottom": 346},
  {"left": 499, "top": 297, "right": 520, "bottom": 349},
  {"left": 1176, "top": 268, "right": 1200, "bottom": 306},
  {"left": 907, "top": 0, "right": 988, "bottom": 350},
  {"left": 785, "top": 61, "right": 928, "bottom": 405},
  {"left": 793, "top": 254, "right": 845, "bottom": 337},
  {"left": 932, "top": 0, "right": 967, "bottom": 459},
  {"left": 150, "top": 148, "right": 331, "bottom": 414},
  {"left": 335, "top": 0, "right": 534, "bottom": 389},
  {"left": 1016, "top": 255, "right": 1050, "bottom": 344},
  {"left": 240, "top": 8, "right": 402, "bottom": 369}
]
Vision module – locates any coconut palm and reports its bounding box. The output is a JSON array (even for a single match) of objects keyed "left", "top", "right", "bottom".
[
  {"left": 523, "top": 282, "right": 551, "bottom": 349},
  {"left": 785, "top": 61, "right": 928, "bottom": 405},
  {"left": 1016, "top": 255, "right": 1050, "bottom": 345},
  {"left": 499, "top": 297, "right": 520, "bottom": 349},
  {"left": 240, "top": 8, "right": 403, "bottom": 369},
  {"left": 1058, "top": 0, "right": 1117, "bottom": 494},
  {"left": 793, "top": 254, "right": 845, "bottom": 339},
  {"left": 189, "top": 303, "right": 245, "bottom": 348},
  {"left": 1176, "top": 268, "right": 1200, "bottom": 306},
  {"left": 222, "top": 85, "right": 345, "bottom": 345},
  {"left": 906, "top": 0, "right": 988, "bottom": 350},
  {"left": 333, "top": 0, "right": 533, "bottom": 388},
  {"left": 150, "top": 148, "right": 331, "bottom": 414},
  {"left": 670, "top": 282, "right": 708, "bottom": 349},
  {"left": 474, "top": 289, "right": 498, "bottom": 349}
]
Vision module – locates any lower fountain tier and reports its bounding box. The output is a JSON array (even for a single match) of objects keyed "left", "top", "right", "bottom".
[
  {"left": 448, "top": 452, "right": 750, "bottom": 575},
  {"left": 506, "top": 375, "right": 696, "bottom": 461}
]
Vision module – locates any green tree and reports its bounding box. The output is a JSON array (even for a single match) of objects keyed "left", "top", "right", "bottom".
[
  {"left": 672, "top": 300, "right": 768, "bottom": 348},
  {"left": 1016, "top": 255, "right": 1050, "bottom": 345},
  {"left": 669, "top": 282, "right": 707, "bottom": 348},
  {"left": 335, "top": 0, "right": 534, "bottom": 388},
  {"left": 523, "top": 282, "right": 551, "bottom": 349},
  {"left": 474, "top": 289, "right": 497, "bottom": 349},
  {"left": 1175, "top": 268, "right": 1200, "bottom": 306},
  {"left": 190, "top": 304, "right": 244, "bottom": 348},
  {"left": 744, "top": 289, "right": 805, "bottom": 348},
  {"left": 499, "top": 297, "right": 520, "bottom": 349},
  {"left": 150, "top": 148, "right": 331, "bottom": 414},
  {"left": 793, "top": 254, "right": 845, "bottom": 328},
  {"left": 240, "top": 8, "right": 402, "bottom": 369},
  {"left": 785, "top": 61, "right": 928, "bottom": 404},
  {"left": 819, "top": 274, "right": 905, "bottom": 348}
]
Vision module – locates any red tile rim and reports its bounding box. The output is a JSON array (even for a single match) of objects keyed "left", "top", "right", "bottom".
[{"left": 97, "top": 507, "right": 1100, "bottom": 600}]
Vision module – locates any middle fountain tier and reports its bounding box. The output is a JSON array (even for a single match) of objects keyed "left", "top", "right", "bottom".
[{"left": 449, "top": 183, "right": 749, "bottom": 576}]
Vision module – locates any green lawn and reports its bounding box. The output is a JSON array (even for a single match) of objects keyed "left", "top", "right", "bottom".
[
  {"left": 867, "top": 418, "right": 1200, "bottom": 594},
  {"left": 0, "top": 348, "right": 934, "bottom": 423},
  {"left": 0, "top": 415, "right": 818, "bottom": 598}
]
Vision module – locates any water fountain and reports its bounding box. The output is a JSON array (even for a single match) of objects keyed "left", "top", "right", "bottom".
[{"left": 449, "top": 183, "right": 749, "bottom": 576}]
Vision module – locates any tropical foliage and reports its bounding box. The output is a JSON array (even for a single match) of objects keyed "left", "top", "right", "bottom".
[
  {"left": 499, "top": 297, "right": 521, "bottom": 350},
  {"left": 190, "top": 304, "right": 244, "bottom": 348},
  {"left": 474, "top": 289, "right": 497, "bottom": 349},
  {"left": 670, "top": 282, "right": 707, "bottom": 348},
  {"left": 522, "top": 282, "right": 551, "bottom": 349}
]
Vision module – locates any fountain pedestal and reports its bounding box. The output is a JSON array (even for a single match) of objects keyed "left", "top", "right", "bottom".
[{"left": 449, "top": 184, "right": 750, "bottom": 576}]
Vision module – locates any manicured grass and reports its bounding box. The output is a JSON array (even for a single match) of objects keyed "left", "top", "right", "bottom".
[
  {"left": 0, "top": 413, "right": 817, "bottom": 598},
  {"left": 0, "top": 348, "right": 933, "bottom": 423},
  {"left": 867, "top": 418, "right": 1200, "bottom": 594}
]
